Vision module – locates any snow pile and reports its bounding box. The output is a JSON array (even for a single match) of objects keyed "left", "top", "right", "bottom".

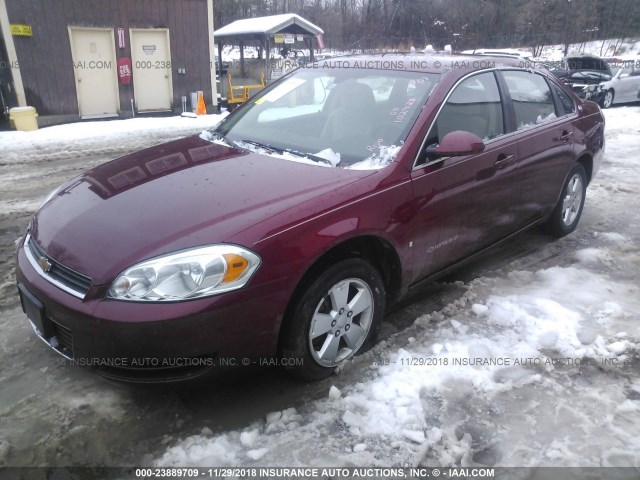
[
  {"left": 349, "top": 145, "right": 403, "bottom": 170},
  {"left": 156, "top": 256, "right": 640, "bottom": 467},
  {"left": 314, "top": 148, "right": 341, "bottom": 167},
  {"left": 0, "top": 113, "right": 227, "bottom": 165},
  {"left": 233, "top": 140, "right": 333, "bottom": 168}
]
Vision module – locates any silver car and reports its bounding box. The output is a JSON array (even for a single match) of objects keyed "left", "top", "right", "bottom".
[{"left": 598, "top": 60, "right": 640, "bottom": 108}]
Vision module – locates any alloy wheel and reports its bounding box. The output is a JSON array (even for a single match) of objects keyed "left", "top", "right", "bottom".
[
  {"left": 561, "top": 173, "right": 584, "bottom": 226},
  {"left": 308, "top": 278, "right": 374, "bottom": 367}
]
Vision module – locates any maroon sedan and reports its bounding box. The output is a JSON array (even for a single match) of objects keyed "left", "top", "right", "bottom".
[{"left": 16, "top": 54, "right": 604, "bottom": 382}]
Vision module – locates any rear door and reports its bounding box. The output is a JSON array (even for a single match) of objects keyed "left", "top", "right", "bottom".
[{"left": 499, "top": 70, "right": 577, "bottom": 226}]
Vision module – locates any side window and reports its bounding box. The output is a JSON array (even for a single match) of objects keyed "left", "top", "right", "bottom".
[
  {"left": 430, "top": 72, "right": 504, "bottom": 146},
  {"left": 551, "top": 83, "right": 575, "bottom": 116},
  {"left": 503, "top": 71, "right": 556, "bottom": 130}
]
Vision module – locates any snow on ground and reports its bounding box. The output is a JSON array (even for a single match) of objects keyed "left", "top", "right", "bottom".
[
  {"left": 228, "top": 38, "right": 640, "bottom": 63},
  {"left": 536, "top": 38, "right": 640, "bottom": 62},
  {"left": 0, "top": 113, "right": 226, "bottom": 166},
  {"left": 155, "top": 106, "right": 640, "bottom": 468},
  {"left": 0, "top": 113, "right": 226, "bottom": 215},
  {"left": 0, "top": 82, "right": 639, "bottom": 470},
  {"left": 156, "top": 265, "right": 640, "bottom": 468}
]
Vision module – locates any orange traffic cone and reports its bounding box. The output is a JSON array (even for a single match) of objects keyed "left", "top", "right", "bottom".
[{"left": 196, "top": 91, "right": 207, "bottom": 115}]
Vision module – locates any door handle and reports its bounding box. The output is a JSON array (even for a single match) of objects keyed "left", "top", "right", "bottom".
[
  {"left": 560, "top": 130, "right": 573, "bottom": 143},
  {"left": 494, "top": 154, "right": 515, "bottom": 169}
]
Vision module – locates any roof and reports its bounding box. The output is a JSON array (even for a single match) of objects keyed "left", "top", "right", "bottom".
[{"left": 214, "top": 13, "right": 323, "bottom": 39}]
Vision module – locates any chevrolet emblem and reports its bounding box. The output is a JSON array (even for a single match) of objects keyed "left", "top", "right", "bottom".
[{"left": 38, "top": 256, "right": 52, "bottom": 272}]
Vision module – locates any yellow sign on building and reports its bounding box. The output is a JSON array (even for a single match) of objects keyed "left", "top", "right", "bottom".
[{"left": 10, "top": 24, "right": 33, "bottom": 36}]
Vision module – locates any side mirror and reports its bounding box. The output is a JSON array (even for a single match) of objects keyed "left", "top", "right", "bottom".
[
  {"left": 619, "top": 73, "right": 630, "bottom": 79},
  {"left": 426, "top": 131, "right": 486, "bottom": 157}
]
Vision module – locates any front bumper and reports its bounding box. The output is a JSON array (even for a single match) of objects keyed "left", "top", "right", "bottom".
[
  {"left": 16, "top": 240, "right": 293, "bottom": 382},
  {"left": 566, "top": 82, "right": 605, "bottom": 103},
  {"left": 584, "top": 89, "right": 606, "bottom": 105}
]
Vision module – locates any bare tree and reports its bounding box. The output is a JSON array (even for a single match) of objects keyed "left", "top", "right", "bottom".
[{"left": 213, "top": 0, "right": 640, "bottom": 53}]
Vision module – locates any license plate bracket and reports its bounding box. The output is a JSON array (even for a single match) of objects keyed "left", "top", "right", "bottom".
[{"left": 18, "top": 284, "right": 54, "bottom": 338}]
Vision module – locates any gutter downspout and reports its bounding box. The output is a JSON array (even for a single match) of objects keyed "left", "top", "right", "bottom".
[
  {"left": 207, "top": 0, "right": 218, "bottom": 108},
  {"left": 0, "top": 0, "right": 26, "bottom": 106}
]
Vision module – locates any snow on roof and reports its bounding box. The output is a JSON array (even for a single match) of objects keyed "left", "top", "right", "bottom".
[{"left": 214, "top": 13, "right": 323, "bottom": 38}]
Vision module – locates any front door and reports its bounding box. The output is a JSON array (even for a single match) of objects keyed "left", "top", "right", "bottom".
[
  {"left": 69, "top": 28, "right": 119, "bottom": 118},
  {"left": 130, "top": 29, "right": 173, "bottom": 112}
]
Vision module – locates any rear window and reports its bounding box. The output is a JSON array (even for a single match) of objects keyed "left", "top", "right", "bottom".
[
  {"left": 551, "top": 83, "right": 576, "bottom": 116},
  {"left": 502, "top": 71, "right": 556, "bottom": 130}
]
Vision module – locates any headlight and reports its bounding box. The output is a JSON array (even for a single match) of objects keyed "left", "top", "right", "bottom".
[{"left": 108, "top": 245, "right": 261, "bottom": 301}]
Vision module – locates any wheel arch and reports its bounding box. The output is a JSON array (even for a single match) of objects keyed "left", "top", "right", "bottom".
[
  {"left": 277, "top": 234, "right": 402, "bottom": 353},
  {"left": 577, "top": 153, "right": 594, "bottom": 184}
]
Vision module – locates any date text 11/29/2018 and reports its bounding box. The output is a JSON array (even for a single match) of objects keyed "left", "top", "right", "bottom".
[{"left": 134, "top": 467, "right": 496, "bottom": 478}]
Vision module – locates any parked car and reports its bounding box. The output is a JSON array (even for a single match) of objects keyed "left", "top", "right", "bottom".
[
  {"left": 551, "top": 54, "right": 612, "bottom": 104},
  {"left": 16, "top": 54, "right": 605, "bottom": 383},
  {"left": 597, "top": 59, "right": 640, "bottom": 107}
]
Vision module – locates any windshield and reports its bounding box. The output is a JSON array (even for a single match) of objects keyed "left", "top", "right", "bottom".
[{"left": 209, "top": 67, "right": 440, "bottom": 169}]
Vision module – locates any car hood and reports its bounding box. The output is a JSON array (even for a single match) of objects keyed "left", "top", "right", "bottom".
[
  {"left": 31, "top": 135, "right": 376, "bottom": 285},
  {"left": 566, "top": 71, "right": 612, "bottom": 84}
]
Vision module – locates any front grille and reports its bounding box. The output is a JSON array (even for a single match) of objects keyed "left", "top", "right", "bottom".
[
  {"left": 27, "top": 236, "right": 92, "bottom": 296},
  {"left": 95, "top": 355, "right": 217, "bottom": 383},
  {"left": 51, "top": 321, "right": 74, "bottom": 358}
]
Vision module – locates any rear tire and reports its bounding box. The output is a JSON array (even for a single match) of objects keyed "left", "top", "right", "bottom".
[
  {"left": 280, "top": 258, "right": 385, "bottom": 381},
  {"left": 544, "top": 163, "right": 587, "bottom": 237}
]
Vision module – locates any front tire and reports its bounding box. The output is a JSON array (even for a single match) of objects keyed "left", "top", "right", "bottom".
[
  {"left": 544, "top": 163, "right": 587, "bottom": 237},
  {"left": 601, "top": 89, "right": 614, "bottom": 108},
  {"left": 280, "top": 258, "right": 385, "bottom": 381}
]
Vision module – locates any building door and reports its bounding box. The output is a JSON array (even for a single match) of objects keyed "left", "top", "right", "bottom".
[
  {"left": 68, "top": 28, "right": 119, "bottom": 118},
  {"left": 130, "top": 29, "right": 173, "bottom": 112}
]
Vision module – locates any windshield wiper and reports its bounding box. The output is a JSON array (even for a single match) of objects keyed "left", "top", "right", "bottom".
[
  {"left": 239, "top": 139, "right": 283, "bottom": 153},
  {"left": 210, "top": 131, "right": 236, "bottom": 147},
  {"left": 240, "top": 140, "right": 333, "bottom": 166}
]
